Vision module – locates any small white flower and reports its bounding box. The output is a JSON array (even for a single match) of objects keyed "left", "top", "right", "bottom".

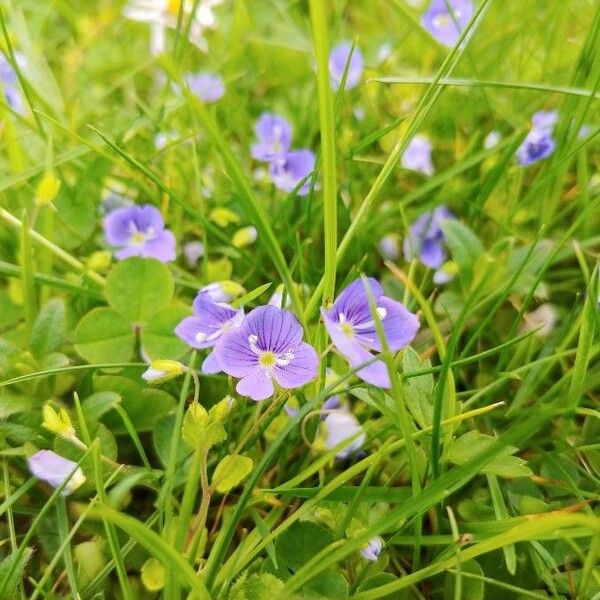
[
  {"left": 324, "top": 410, "right": 365, "bottom": 459},
  {"left": 124, "top": 0, "right": 224, "bottom": 53},
  {"left": 484, "top": 130, "right": 501, "bottom": 149},
  {"left": 520, "top": 303, "right": 559, "bottom": 338}
]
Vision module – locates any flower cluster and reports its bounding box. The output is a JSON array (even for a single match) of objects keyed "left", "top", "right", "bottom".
[
  {"left": 251, "top": 113, "right": 316, "bottom": 196},
  {"left": 175, "top": 277, "right": 419, "bottom": 399},
  {"left": 516, "top": 109, "right": 558, "bottom": 167},
  {"left": 421, "top": 0, "right": 474, "bottom": 47}
]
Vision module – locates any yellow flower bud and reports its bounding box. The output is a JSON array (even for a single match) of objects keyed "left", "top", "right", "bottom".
[
  {"left": 232, "top": 226, "right": 258, "bottom": 248},
  {"left": 142, "top": 359, "right": 185, "bottom": 384},
  {"left": 35, "top": 171, "right": 61, "bottom": 206},
  {"left": 209, "top": 207, "right": 240, "bottom": 227},
  {"left": 86, "top": 250, "right": 112, "bottom": 273},
  {"left": 42, "top": 404, "right": 75, "bottom": 439}
]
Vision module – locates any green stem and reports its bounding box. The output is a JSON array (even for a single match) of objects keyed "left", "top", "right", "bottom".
[{"left": 309, "top": 0, "right": 337, "bottom": 308}]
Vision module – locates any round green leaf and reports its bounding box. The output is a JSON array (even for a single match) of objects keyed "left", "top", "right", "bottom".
[
  {"left": 212, "top": 454, "right": 253, "bottom": 493},
  {"left": 105, "top": 257, "right": 174, "bottom": 323},
  {"left": 444, "top": 559, "right": 484, "bottom": 600},
  {"left": 74, "top": 307, "right": 135, "bottom": 364},
  {"left": 141, "top": 303, "right": 191, "bottom": 361}
]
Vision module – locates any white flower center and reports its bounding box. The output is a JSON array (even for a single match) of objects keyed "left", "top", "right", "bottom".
[{"left": 248, "top": 334, "right": 295, "bottom": 370}]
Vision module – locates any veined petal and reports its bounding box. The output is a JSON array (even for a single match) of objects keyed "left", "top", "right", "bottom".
[
  {"left": 213, "top": 328, "right": 258, "bottom": 377},
  {"left": 322, "top": 308, "right": 391, "bottom": 388},
  {"left": 236, "top": 368, "right": 274, "bottom": 401},
  {"left": 330, "top": 277, "right": 383, "bottom": 324},
  {"left": 354, "top": 296, "right": 420, "bottom": 353},
  {"left": 242, "top": 305, "right": 303, "bottom": 354},
  {"left": 273, "top": 341, "right": 318, "bottom": 389}
]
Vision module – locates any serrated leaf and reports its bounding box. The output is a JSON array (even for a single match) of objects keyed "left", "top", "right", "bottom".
[
  {"left": 212, "top": 454, "right": 253, "bottom": 493},
  {"left": 0, "top": 548, "right": 33, "bottom": 599},
  {"left": 105, "top": 257, "right": 174, "bottom": 323},
  {"left": 446, "top": 431, "right": 531, "bottom": 478}
]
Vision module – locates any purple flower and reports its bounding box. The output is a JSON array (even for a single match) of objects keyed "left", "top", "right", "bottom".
[
  {"left": 324, "top": 409, "right": 365, "bottom": 459},
  {"left": 421, "top": 0, "right": 474, "bottom": 47},
  {"left": 251, "top": 113, "right": 293, "bottom": 162},
  {"left": 360, "top": 536, "right": 384, "bottom": 561},
  {"left": 401, "top": 135, "right": 434, "bottom": 175},
  {"left": 197, "top": 281, "right": 245, "bottom": 303},
  {"left": 329, "top": 41, "right": 364, "bottom": 91},
  {"left": 186, "top": 71, "right": 225, "bottom": 103},
  {"left": 378, "top": 234, "right": 401, "bottom": 261},
  {"left": 0, "top": 52, "right": 26, "bottom": 113},
  {"left": 403, "top": 205, "right": 454, "bottom": 269},
  {"left": 269, "top": 150, "right": 316, "bottom": 196},
  {"left": 516, "top": 109, "right": 558, "bottom": 167},
  {"left": 531, "top": 110, "right": 558, "bottom": 131},
  {"left": 27, "top": 450, "right": 86, "bottom": 495},
  {"left": 214, "top": 305, "right": 318, "bottom": 401},
  {"left": 321, "top": 278, "right": 419, "bottom": 388},
  {"left": 182, "top": 240, "right": 205, "bottom": 268},
  {"left": 175, "top": 295, "right": 244, "bottom": 374},
  {"left": 516, "top": 128, "right": 556, "bottom": 167},
  {"left": 103, "top": 204, "right": 176, "bottom": 263}
]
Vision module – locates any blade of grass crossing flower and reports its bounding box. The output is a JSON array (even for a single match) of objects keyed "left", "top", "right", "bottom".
[
  {"left": 0, "top": 448, "right": 93, "bottom": 598},
  {"left": 87, "top": 125, "right": 252, "bottom": 266},
  {"left": 361, "top": 275, "right": 423, "bottom": 564},
  {"left": 303, "top": 0, "right": 493, "bottom": 321}
]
